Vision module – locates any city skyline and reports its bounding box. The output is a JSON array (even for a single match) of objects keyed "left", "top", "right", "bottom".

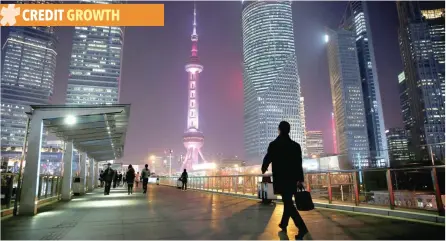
[{"left": 1, "top": 2, "right": 406, "bottom": 165}]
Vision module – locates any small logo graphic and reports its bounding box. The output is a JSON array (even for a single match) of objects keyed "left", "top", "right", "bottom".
[{"left": 1, "top": 4, "right": 21, "bottom": 26}]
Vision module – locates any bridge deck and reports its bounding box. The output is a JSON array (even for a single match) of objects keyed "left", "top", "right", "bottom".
[{"left": 1, "top": 185, "right": 444, "bottom": 240}]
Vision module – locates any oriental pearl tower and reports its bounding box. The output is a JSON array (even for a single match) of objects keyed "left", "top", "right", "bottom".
[{"left": 182, "top": 3, "right": 205, "bottom": 171}]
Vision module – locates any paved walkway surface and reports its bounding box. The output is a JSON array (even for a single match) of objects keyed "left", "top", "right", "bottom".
[{"left": 1, "top": 185, "right": 445, "bottom": 240}]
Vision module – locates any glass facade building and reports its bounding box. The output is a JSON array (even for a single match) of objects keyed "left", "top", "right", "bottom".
[
  {"left": 341, "top": 1, "right": 389, "bottom": 167},
  {"left": 386, "top": 128, "right": 413, "bottom": 167},
  {"left": 1, "top": 27, "right": 57, "bottom": 148},
  {"left": 306, "top": 131, "right": 324, "bottom": 158},
  {"left": 242, "top": 1, "right": 303, "bottom": 161},
  {"left": 66, "top": 1, "right": 124, "bottom": 105},
  {"left": 397, "top": 1, "right": 445, "bottom": 163},
  {"left": 300, "top": 97, "right": 307, "bottom": 157},
  {"left": 326, "top": 28, "right": 370, "bottom": 169}
]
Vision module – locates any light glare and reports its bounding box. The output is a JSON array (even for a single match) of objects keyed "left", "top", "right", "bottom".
[
  {"left": 324, "top": 34, "right": 329, "bottom": 43},
  {"left": 64, "top": 115, "right": 77, "bottom": 125}
]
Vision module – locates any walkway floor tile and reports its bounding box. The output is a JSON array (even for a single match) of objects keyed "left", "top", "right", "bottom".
[{"left": 1, "top": 185, "right": 444, "bottom": 240}]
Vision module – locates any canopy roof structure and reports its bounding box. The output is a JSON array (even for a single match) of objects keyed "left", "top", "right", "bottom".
[{"left": 29, "top": 104, "right": 130, "bottom": 162}]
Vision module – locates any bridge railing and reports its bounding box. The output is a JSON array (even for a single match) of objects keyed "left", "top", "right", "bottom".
[
  {"left": 159, "top": 165, "right": 445, "bottom": 216},
  {"left": 1, "top": 173, "right": 63, "bottom": 211}
]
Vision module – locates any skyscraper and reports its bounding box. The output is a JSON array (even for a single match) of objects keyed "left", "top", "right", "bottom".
[
  {"left": 1, "top": 27, "right": 57, "bottom": 148},
  {"left": 386, "top": 128, "right": 413, "bottom": 167},
  {"left": 341, "top": 1, "right": 389, "bottom": 167},
  {"left": 66, "top": 1, "right": 124, "bottom": 105},
  {"left": 242, "top": 1, "right": 303, "bottom": 161},
  {"left": 397, "top": 2, "right": 445, "bottom": 163},
  {"left": 326, "top": 28, "right": 370, "bottom": 169},
  {"left": 300, "top": 97, "right": 307, "bottom": 157},
  {"left": 306, "top": 131, "right": 324, "bottom": 158},
  {"left": 182, "top": 4, "right": 205, "bottom": 171}
]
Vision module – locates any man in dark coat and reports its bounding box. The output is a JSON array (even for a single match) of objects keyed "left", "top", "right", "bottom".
[
  {"left": 261, "top": 121, "right": 308, "bottom": 240},
  {"left": 103, "top": 163, "right": 114, "bottom": 195}
]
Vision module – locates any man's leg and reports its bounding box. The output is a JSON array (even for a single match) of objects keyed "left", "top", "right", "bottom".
[
  {"left": 280, "top": 192, "right": 293, "bottom": 228},
  {"left": 292, "top": 193, "right": 308, "bottom": 232},
  {"left": 143, "top": 178, "right": 148, "bottom": 193},
  {"left": 185, "top": 182, "right": 187, "bottom": 190},
  {"left": 104, "top": 182, "right": 108, "bottom": 195}
]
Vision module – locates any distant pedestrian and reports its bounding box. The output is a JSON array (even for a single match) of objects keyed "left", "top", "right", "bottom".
[
  {"left": 135, "top": 172, "right": 141, "bottom": 188},
  {"left": 103, "top": 163, "right": 114, "bottom": 195},
  {"left": 113, "top": 170, "right": 118, "bottom": 188},
  {"left": 126, "top": 165, "right": 136, "bottom": 195},
  {"left": 180, "top": 169, "right": 188, "bottom": 191},
  {"left": 261, "top": 121, "right": 308, "bottom": 240},
  {"left": 118, "top": 172, "right": 123, "bottom": 186},
  {"left": 99, "top": 170, "right": 104, "bottom": 187},
  {"left": 141, "top": 164, "right": 150, "bottom": 194}
]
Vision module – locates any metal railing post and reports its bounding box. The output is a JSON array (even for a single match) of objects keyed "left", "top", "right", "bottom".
[
  {"left": 235, "top": 176, "right": 238, "bottom": 194},
  {"left": 5, "top": 174, "right": 14, "bottom": 209},
  {"left": 51, "top": 176, "right": 56, "bottom": 197},
  {"left": 37, "top": 176, "right": 43, "bottom": 200},
  {"left": 44, "top": 176, "right": 50, "bottom": 198},
  {"left": 353, "top": 171, "right": 360, "bottom": 206},
  {"left": 431, "top": 167, "right": 445, "bottom": 216},
  {"left": 386, "top": 169, "right": 395, "bottom": 210},
  {"left": 327, "top": 173, "right": 332, "bottom": 204},
  {"left": 305, "top": 174, "right": 311, "bottom": 192},
  {"left": 242, "top": 177, "right": 246, "bottom": 194}
]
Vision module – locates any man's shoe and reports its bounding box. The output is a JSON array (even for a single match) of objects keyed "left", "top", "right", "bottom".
[
  {"left": 295, "top": 228, "right": 308, "bottom": 240},
  {"left": 278, "top": 224, "right": 287, "bottom": 233}
]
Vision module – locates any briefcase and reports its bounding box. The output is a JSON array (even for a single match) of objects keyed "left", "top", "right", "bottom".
[{"left": 294, "top": 187, "right": 314, "bottom": 211}]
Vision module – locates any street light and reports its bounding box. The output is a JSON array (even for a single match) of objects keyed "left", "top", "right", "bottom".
[
  {"left": 64, "top": 115, "right": 77, "bottom": 125},
  {"left": 167, "top": 149, "right": 173, "bottom": 177}
]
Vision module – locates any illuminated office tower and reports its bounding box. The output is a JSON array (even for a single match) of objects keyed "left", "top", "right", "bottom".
[
  {"left": 242, "top": 1, "right": 303, "bottom": 161},
  {"left": 66, "top": 0, "right": 124, "bottom": 105},
  {"left": 326, "top": 28, "right": 370, "bottom": 169},
  {"left": 306, "top": 131, "right": 324, "bottom": 158},
  {"left": 397, "top": 2, "right": 445, "bottom": 163},
  {"left": 1, "top": 27, "right": 57, "bottom": 148},
  {"left": 341, "top": 1, "right": 389, "bottom": 167},
  {"left": 386, "top": 128, "right": 413, "bottom": 167},
  {"left": 300, "top": 97, "right": 307, "bottom": 157}
]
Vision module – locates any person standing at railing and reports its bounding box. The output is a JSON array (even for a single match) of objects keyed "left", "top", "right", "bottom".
[
  {"left": 261, "top": 121, "right": 308, "bottom": 240},
  {"left": 181, "top": 169, "right": 188, "bottom": 191},
  {"left": 126, "top": 165, "right": 136, "bottom": 195}
]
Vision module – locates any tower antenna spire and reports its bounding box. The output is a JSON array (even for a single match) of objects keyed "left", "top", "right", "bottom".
[{"left": 192, "top": 1, "right": 197, "bottom": 37}]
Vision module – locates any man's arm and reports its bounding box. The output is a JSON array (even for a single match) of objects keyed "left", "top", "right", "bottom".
[
  {"left": 296, "top": 143, "right": 304, "bottom": 182},
  {"left": 261, "top": 143, "right": 273, "bottom": 174}
]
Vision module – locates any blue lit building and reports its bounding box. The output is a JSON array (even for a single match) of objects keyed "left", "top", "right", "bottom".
[
  {"left": 1, "top": 27, "right": 57, "bottom": 148},
  {"left": 341, "top": 1, "right": 389, "bottom": 167}
]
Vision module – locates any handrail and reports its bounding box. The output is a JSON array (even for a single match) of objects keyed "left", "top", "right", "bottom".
[
  {"left": 158, "top": 165, "right": 445, "bottom": 217},
  {"left": 162, "top": 165, "right": 445, "bottom": 178}
]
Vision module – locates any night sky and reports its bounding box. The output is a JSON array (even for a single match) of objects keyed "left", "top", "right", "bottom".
[{"left": 2, "top": 1, "right": 404, "bottom": 165}]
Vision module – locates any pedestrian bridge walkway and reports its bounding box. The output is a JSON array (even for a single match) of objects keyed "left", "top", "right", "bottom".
[{"left": 1, "top": 185, "right": 444, "bottom": 240}]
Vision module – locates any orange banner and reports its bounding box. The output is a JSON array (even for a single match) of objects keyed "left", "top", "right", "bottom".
[{"left": 0, "top": 4, "right": 164, "bottom": 26}]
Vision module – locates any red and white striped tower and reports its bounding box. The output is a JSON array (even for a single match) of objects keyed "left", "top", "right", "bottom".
[
  {"left": 332, "top": 112, "right": 338, "bottom": 154},
  {"left": 182, "top": 3, "right": 205, "bottom": 171}
]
